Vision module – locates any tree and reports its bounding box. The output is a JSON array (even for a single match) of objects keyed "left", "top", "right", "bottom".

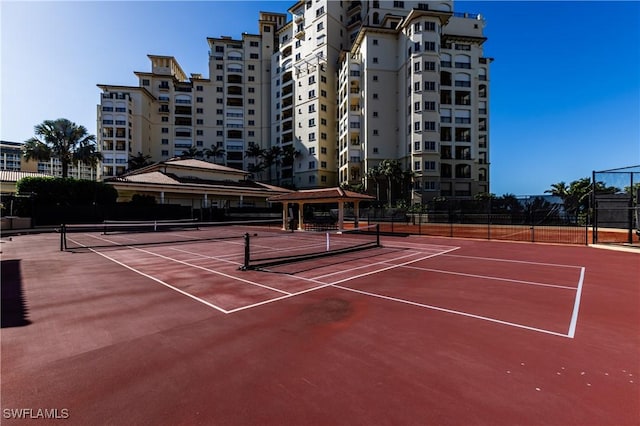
[
  {"left": 281, "top": 145, "right": 301, "bottom": 168},
  {"left": 247, "top": 162, "right": 266, "bottom": 181},
  {"left": 204, "top": 144, "right": 226, "bottom": 164},
  {"left": 23, "top": 118, "right": 101, "bottom": 178},
  {"left": 379, "top": 159, "right": 403, "bottom": 205},
  {"left": 261, "top": 146, "right": 282, "bottom": 184},
  {"left": 180, "top": 146, "right": 203, "bottom": 159},
  {"left": 245, "top": 144, "right": 265, "bottom": 160},
  {"left": 365, "top": 165, "right": 382, "bottom": 201},
  {"left": 546, "top": 177, "right": 597, "bottom": 219},
  {"left": 128, "top": 152, "right": 153, "bottom": 172}
]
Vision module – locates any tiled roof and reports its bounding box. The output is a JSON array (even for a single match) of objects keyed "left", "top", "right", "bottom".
[
  {"left": 108, "top": 171, "right": 179, "bottom": 185},
  {"left": 268, "top": 187, "right": 375, "bottom": 202},
  {"left": 0, "top": 170, "right": 51, "bottom": 182},
  {"left": 164, "top": 158, "right": 246, "bottom": 174},
  {"left": 124, "top": 158, "right": 248, "bottom": 177}
]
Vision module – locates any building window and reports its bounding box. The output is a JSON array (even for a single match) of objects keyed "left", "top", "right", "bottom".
[
  {"left": 309, "top": 133, "right": 316, "bottom": 141},
  {"left": 161, "top": 128, "right": 168, "bottom": 133},
  {"left": 373, "top": 39, "right": 378, "bottom": 46},
  {"left": 424, "top": 41, "right": 436, "bottom": 52},
  {"left": 142, "top": 79, "right": 149, "bottom": 86},
  {"left": 414, "top": 161, "right": 421, "bottom": 171},
  {"left": 373, "top": 57, "right": 379, "bottom": 63},
  {"left": 373, "top": 147, "right": 379, "bottom": 154},
  {"left": 373, "top": 129, "right": 379, "bottom": 136},
  {"left": 161, "top": 138, "right": 169, "bottom": 145},
  {"left": 309, "top": 118, "right": 316, "bottom": 127},
  {"left": 308, "top": 161, "right": 315, "bottom": 169},
  {"left": 424, "top": 121, "right": 436, "bottom": 131},
  {"left": 197, "top": 97, "right": 204, "bottom": 102},
  {"left": 196, "top": 119, "right": 203, "bottom": 125}
]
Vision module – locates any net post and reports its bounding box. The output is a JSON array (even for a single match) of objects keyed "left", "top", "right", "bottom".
[
  {"left": 60, "top": 224, "right": 65, "bottom": 251},
  {"left": 242, "top": 232, "right": 250, "bottom": 270},
  {"left": 376, "top": 223, "right": 380, "bottom": 247}
]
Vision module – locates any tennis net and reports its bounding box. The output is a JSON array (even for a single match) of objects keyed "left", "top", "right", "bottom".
[
  {"left": 60, "top": 219, "right": 281, "bottom": 250},
  {"left": 241, "top": 223, "right": 380, "bottom": 270}
]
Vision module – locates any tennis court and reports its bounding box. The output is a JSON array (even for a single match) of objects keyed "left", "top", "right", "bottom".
[{"left": 1, "top": 223, "right": 638, "bottom": 425}]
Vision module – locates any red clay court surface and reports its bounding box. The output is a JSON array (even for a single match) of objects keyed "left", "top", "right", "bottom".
[{"left": 1, "top": 229, "right": 639, "bottom": 425}]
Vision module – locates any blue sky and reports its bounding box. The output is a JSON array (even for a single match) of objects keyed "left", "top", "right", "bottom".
[{"left": 1, "top": 1, "right": 638, "bottom": 195}]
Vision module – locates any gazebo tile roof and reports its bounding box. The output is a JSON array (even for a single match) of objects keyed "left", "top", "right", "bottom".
[{"left": 268, "top": 187, "right": 374, "bottom": 202}]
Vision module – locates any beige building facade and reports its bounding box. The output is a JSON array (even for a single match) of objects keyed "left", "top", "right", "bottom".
[{"left": 97, "top": 0, "right": 491, "bottom": 203}]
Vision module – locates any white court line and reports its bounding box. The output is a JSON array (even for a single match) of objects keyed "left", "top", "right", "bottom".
[
  {"left": 567, "top": 267, "right": 586, "bottom": 338},
  {"left": 225, "top": 282, "right": 335, "bottom": 314},
  {"left": 67, "top": 238, "right": 230, "bottom": 314},
  {"left": 310, "top": 250, "right": 425, "bottom": 280},
  {"left": 227, "top": 247, "right": 460, "bottom": 313},
  {"left": 327, "top": 247, "right": 461, "bottom": 286},
  {"left": 168, "top": 247, "right": 244, "bottom": 266},
  {"left": 332, "top": 284, "right": 571, "bottom": 339},
  {"left": 131, "top": 246, "right": 291, "bottom": 295},
  {"left": 394, "top": 264, "right": 578, "bottom": 291},
  {"left": 69, "top": 235, "right": 291, "bottom": 296},
  {"left": 442, "top": 253, "right": 584, "bottom": 269}
]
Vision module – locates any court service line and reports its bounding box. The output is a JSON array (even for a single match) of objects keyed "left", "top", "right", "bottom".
[
  {"left": 394, "top": 264, "right": 578, "bottom": 291},
  {"left": 567, "top": 267, "right": 586, "bottom": 338},
  {"left": 331, "top": 284, "right": 571, "bottom": 339},
  {"left": 325, "top": 247, "right": 461, "bottom": 286},
  {"left": 311, "top": 250, "right": 435, "bottom": 280},
  {"left": 225, "top": 248, "right": 460, "bottom": 315},
  {"left": 77, "top": 244, "right": 230, "bottom": 314},
  {"left": 225, "top": 282, "right": 337, "bottom": 314},
  {"left": 441, "top": 253, "right": 584, "bottom": 269},
  {"left": 168, "top": 247, "right": 243, "bottom": 266},
  {"left": 132, "top": 246, "right": 291, "bottom": 295},
  {"left": 70, "top": 234, "right": 290, "bottom": 296}
]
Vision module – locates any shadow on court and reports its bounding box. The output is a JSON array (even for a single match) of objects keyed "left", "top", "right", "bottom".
[{"left": 1, "top": 259, "right": 31, "bottom": 328}]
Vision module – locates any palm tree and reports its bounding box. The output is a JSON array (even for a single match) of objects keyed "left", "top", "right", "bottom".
[
  {"left": 261, "top": 146, "right": 282, "bottom": 184},
  {"left": 127, "top": 152, "right": 153, "bottom": 172},
  {"left": 245, "top": 144, "right": 265, "bottom": 160},
  {"left": 204, "top": 144, "right": 226, "bottom": 164},
  {"left": 365, "top": 165, "right": 383, "bottom": 201},
  {"left": 23, "top": 118, "right": 101, "bottom": 178},
  {"left": 247, "top": 162, "right": 266, "bottom": 181},
  {"left": 180, "top": 146, "right": 203, "bottom": 159},
  {"left": 379, "top": 159, "right": 403, "bottom": 205},
  {"left": 546, "top": 177, "right": 597, "bottom": 219},
  {"left": 281, "top": 144, "right": 301, "bottom": 168}
]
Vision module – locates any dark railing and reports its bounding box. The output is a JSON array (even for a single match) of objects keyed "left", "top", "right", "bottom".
[{"left": 349, "top": 211, "right": 588, "bottom": 245}]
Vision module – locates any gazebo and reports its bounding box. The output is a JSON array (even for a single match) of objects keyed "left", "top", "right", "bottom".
[{"left": 267, "top": 187, "right": 375, "bottom": 231}]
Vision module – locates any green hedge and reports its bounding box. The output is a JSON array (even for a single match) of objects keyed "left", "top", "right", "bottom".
[{"left": 16, "top": 177, "right": 118, "bottom": 206}]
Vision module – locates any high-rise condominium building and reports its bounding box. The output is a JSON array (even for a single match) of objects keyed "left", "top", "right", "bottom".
[{"left": 97, "top": 0, "right": 491, "bottom": 202}]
